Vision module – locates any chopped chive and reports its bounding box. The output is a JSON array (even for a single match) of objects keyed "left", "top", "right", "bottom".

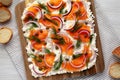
[
  {"left": 54, "top": 54, "right": 63, "bottom": 70},
  {"left": 37, "top": 59, "right": 42, "bottom": 62},
  {"left": 38, "top": 3, "right": 50, "bottom": 13},
  {"left": 70, "top": 21, "right": 82, "bottom": 32},
  {"left": 72, "top": 54, "right": 82, "bottom": 59},
  {"left": 29, "top": 36, "right": 41, "bottom": 43},
  {"left": 76, "top": 39, "right": 81, "bottom": 48},
  {"left": 86, "top": 58, "right": 89, "bottom": 67},
  {"left": 29, "top": 54, "right": 36, "bottom": 59},
  {"left": 52, "top": 28, "right": 57, "bottom": 35},
  {"left": 52, "top": 35, "right": 65, "bottom": 44},
  {"left": 44, "top": 16, "right": 58, "bottom": 26},
  {"left": 89, "top": 34, "right": 94, "bottom": 44},
  {"left": 32, "top": 23, "right": 38, "bottom": 27},
  {"left": 44, "top": 48, "right": 51, "bottom": 54},
  {"left": 28, "top": 16, "right": 33, "bottom": 20},
  {"left": 59, "top": 3, "right": 66, "bottom": 14}
]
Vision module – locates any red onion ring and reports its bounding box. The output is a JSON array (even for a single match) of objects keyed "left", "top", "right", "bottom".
[
  {"left": 73, "top": 2, "right": 80, "bottom": 12},
  {"left": 63, "top": 0, "right": 72, "bottom": 16},
  {"left": 73, "top": 2, "right": 87, "bottom": 17},
  {"left": 47, "top": 1, "right": 63, "bottom": 9},
  {"left": 44, "top": 54, "right": 53, "bottom": 68},
  {"left": 51, "top": 16, "right": 63, "bottom": 29},
  {"left": 23, "top": 11, "right": 35, "bottom": 23},
  {"left": 31, "top": 41, "right": 36, "bottom": 50},
  {"left": 74, "top": 52, "right": 81, "bottom": 55},
  {"left": 89, "top": 48, "right": 97, "bottom": 62},
  {"left": 78, "top": 29, "right": 90, "bottom": 37},
  {"left": 23, "top": 21, "right": 41, "bottom": 28},
  {"left": 25, "top": 11, "right": 35, "bottom": 18},
  {"left": 69, "top": 55, "right": 86, "bottom": 68},
  {"left": 32, "top": 65, "right": 47, "bottom": 75},
  {"left": 32, "top": 6, "right": 42, "bottom": 19},
  {"left": 32, "top": 6, "right": 41, "bottom": 12},
  {"left": 66, "top": 44, "right": 74, "bottom": 52},
  {"left": 63, "top": 14, "right": 76, "bottom": 30}
]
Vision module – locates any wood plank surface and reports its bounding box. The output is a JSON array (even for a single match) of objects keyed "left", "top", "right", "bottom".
[{"left": 15, "top": 0, "right": 104, "bottom": 80}]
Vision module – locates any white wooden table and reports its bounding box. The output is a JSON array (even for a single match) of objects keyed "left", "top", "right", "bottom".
[{"left": 0, "top": 0, "right": 120, "bottom": 80}]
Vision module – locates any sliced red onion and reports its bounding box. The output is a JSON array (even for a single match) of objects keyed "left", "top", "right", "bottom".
[
  {"left": 73, "top": 2, "right": 80, "bottom": 12},
  {"left": 32, "top": 6, "right": 42, "bottom": 19},
  {"left": 63, "top": 14, "right": 76, "bottom": 30},
  {"left": 23, "top": 21, "right": 41, "bottom": 29},
  {"left": 66, "top": 44, "right": 74, "bottom": 52},
  {"left": 30, "top": 43, "right": 34, "bottom": 50},
  {"left": 51, "top": 16, "right": 63, "bottom": 28},
  {"left": 47, "top": 1, "right": 63, "bottom": 9},
  {"left": 73, "top": 2, "right": 87, "bottom": 17},
  {"left": 89, "top": 48, "right": 97, "bottom": 62},
  {"left": 74, "top": 52, "right": 81, "bottom": 55},
  {"left": 70, "top": 55, "right": 86, "bottom": 68},
  {"left": 63, "top": 0, "right": 72, "bottom": 16},
  {"left": 78, "top": 29, "right": 90, "bottom": 37},
  {"left": 44, "top": 54, "right": 53, "bottom": 68},
  {"left": 23, "top": 11, "right": 35, "bottom": 23},
  {"left": 25, "top": 11, "right": 35, "bottom": 18},
  {"left": 31, "top": 41, "right": 36, "bottom": 49},
  {"left": 32, "top": 65, "right": 47, "bottom": 75},
  {"left": 32, "top": 6, "right": 41, "bottom": 12},
  {"left": 41, "top": 21, "right": 52, "bottom": 27}
]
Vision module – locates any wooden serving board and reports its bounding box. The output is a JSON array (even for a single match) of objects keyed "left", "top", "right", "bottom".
[{"left": 15, "top": 0, "right": 104, "bottom": 80}]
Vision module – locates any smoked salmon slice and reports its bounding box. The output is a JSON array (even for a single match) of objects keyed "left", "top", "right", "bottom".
[
  {"left": 65, "top": 2, "right": 87, "bottom": 20},
  {"left": 29, "top": 29, "right": 48, "bottom": 50},
  {"left": 64, "top": 54, "right": 86, "bottom": 71},
  {"left": 44, "top": 53, "right": 56, "bottom": 67}
]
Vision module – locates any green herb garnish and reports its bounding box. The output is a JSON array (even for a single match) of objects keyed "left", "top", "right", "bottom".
[
  {"left": 73, "top": 54, "right": 82, "bottom": 59},
  {"left": 76, "top": 39, "right": 81, "bottom": 48},
  {"left": 27, "top": 23, "right": 38, "bottom": 30},
  {"left": 44, "top": 48, "right": 51, "bottom": 54},
  {"left": 29, "top": 54, "right": 36, "bottom": 59},
  {"left": 89, "top": 34, "right": 94, "bottom": 44},
  {"left": 86, "top": 57, "right": 89, "bottom": 67},
  {"left": 52, "top": 35, "right": 65, "bottom": 44},
  {"left": 32, "top": 23, "right": 38, "bottom": 27},
  {"left": 28, "top": 16, "right": 33, "bottom": 20},
  {"left": 44, "top": 16, "right": 58, "bottom": 26},
  {"left": 37, "top": 58, "right": 42, "bottom": 62},
  {"left": 59, "top": 7, "right": 64, "bottom": 14},
  {"left": 29, "top": 36, "right": 41, "bottom": 43},
  {"left": 70, "top": 21, "right": 82, "bottom": 32},
  {"left": 28, "top": 26, "right": 34, "bottom": 30},
  {"left": 54, "top": 54, "right": 63, "bottom": 70},
  {"left": 39, "top": 3, "right": 50, "bottom": 13},
  {"left": 52, "top": 27, "right": 57, "bottom": 35},
  {"left": 59, "top": 3, "right": 66, "bottom": 14}
]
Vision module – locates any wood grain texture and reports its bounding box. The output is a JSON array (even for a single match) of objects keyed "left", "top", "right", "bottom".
[{"left": 15, "top": 0, "right": 104, "bottom": 80}]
